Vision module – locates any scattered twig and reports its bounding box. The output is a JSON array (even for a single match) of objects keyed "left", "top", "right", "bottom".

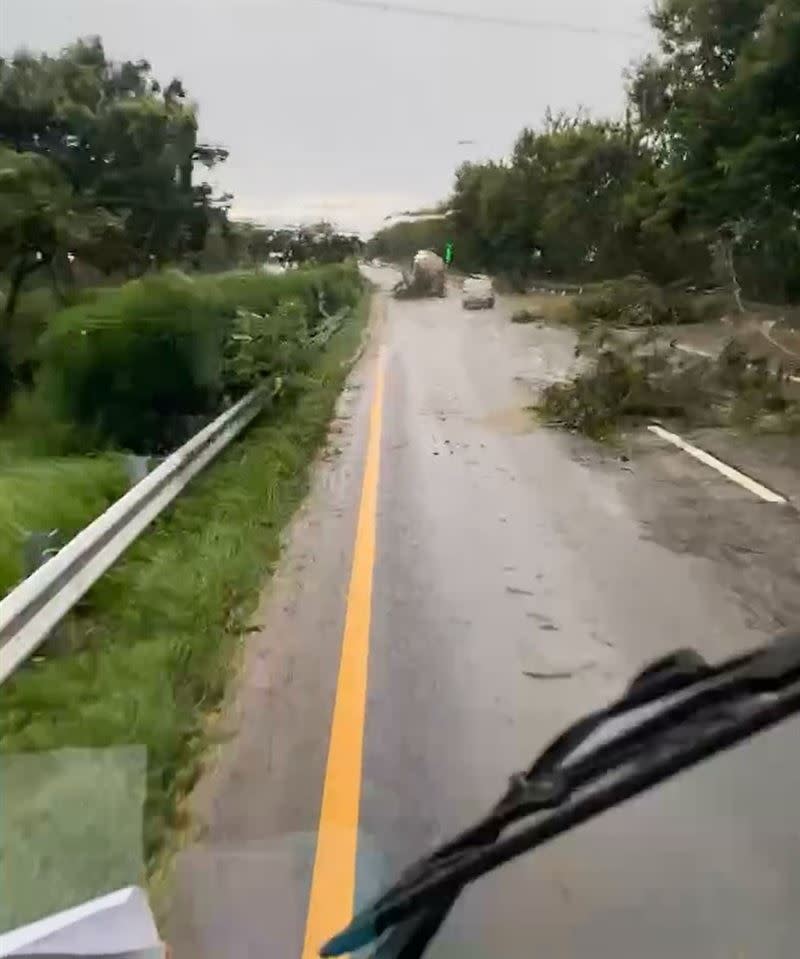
[{"left": 523, "top": 662, "right": 597, "bottom": 681}]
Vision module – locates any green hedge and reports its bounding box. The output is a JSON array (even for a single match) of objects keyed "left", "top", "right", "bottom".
[
  {"left": 35, "top": 264, "right": 363, "bottom": 455},
  {"left": 38, "top": 272, "right": 230, "bottom": 454},
  {"left": 201, "top": 262, "right": 362, "bottom": 327}
]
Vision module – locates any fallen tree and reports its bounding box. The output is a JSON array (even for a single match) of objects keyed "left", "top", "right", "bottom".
[{"left": 537, "top": 329, "right": 800, "bottom": 440}]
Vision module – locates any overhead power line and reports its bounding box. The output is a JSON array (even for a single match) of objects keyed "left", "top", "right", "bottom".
[{"left": 308, "top": 0, "right": 645, "bottom": 39}]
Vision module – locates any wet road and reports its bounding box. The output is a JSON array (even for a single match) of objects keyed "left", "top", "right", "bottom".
[{"left": 168, "top": 268, "right": 800, "bottom": 958}]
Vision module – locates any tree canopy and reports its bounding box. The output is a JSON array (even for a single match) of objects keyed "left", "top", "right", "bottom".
[
  {"left": 0, "top": 36, "right": 229, "bottom": 281},
  {"left": 0, "top": 146, "right": 118, "bottom": 320}
]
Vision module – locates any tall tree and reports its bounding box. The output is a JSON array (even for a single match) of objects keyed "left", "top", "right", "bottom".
[
  {"left": 0, "top": 147, "right": 117, "bottom": 319},
  {"left": 0, "top": 147, "right": 117, "bottom": 402},
  {"left": 448, "top": 115, "right": 653, "bottom": 284},
  {"left": 626, "top": 1, "right": 800, "bottom": 298},
  {"left": 0, "top": 37, "right": 229, "bottom": 274}
]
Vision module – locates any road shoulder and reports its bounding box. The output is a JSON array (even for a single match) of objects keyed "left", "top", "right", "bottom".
[{"left": 164, "top": 296, "right": 385, "bottom": 958}]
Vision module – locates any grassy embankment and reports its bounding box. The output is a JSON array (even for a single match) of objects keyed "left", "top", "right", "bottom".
[
  {"left": 0, "top": 265, "right": 363, "bottom": 599},
  {"left": 0, "top": 266, "right": 368, "bottom": 930}
]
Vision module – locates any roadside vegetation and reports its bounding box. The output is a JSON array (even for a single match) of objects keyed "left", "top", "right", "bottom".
[
  {"left": 0, "top": 285, "right": 369, "bottom": 926},
  {"left": 0, "top": 32, "right": 370, "bottom": 926},
  {"left": 29, "top": 263, "right": 361, "bottom": 454},
  {"left": 0, "top": 264, "right": 362, "bottom": 625},
  {"left": 508, "top": 294, "right": 574, "bottom": 326},
  {"left": 0, "top": 133, "right": 365, "bottom": 927},
  {"left": 0, "top": 261, "right": 363, "bottom": 590},
  {"left": 0, "top": 455, "right": 127, "bottom": 598},
  {"left": 0, "top": 37, "right": 363, "bottom": 409},
  {"left": 0, "top": 32, "right": 366, "bottom": 598},
  {"left": 566, "top": 278, "right": 734, "bottom": 329},
  {"left": 538, "top": 332, "right": 800, "bottom": 441}
]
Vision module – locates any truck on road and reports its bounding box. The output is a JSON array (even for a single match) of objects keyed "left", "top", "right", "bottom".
[{"left": 393, "top": 250, "right": 447, "bottom": 299}]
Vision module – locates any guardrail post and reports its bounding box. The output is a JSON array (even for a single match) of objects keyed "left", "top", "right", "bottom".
[
  {"left": 0, "top": 385, "right": 269, "bottom": 685},
  {"left": 23, "top": 529, "right": 61, "bottom": 578},
  {"left": 22, "top": 529, "right": 67, "bottom": 655},
  {"left": 124, "top": 455, "right": 152, "bottom": 488}
]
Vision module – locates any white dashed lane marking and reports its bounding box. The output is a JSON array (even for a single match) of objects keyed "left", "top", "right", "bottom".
[{"left": 648, "top": 424, "right": 787, "bottom": 505}]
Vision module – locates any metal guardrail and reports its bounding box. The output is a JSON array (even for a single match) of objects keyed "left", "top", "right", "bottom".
[{"left": 0, "top": 384, "right": 272, "bottom": 685}]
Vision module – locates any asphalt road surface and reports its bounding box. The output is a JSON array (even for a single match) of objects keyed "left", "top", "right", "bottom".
[{"left": 168, "top": 267, "right": 800, "bottom": 959}]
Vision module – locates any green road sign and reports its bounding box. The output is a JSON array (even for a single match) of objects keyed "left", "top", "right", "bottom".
[{"left": 444, "top": 241, "right": 454, "bottom": 265}]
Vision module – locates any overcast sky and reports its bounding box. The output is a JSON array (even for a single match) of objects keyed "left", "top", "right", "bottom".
[{"left": 1, "top": 0, "right": 654, "bottom": 235}]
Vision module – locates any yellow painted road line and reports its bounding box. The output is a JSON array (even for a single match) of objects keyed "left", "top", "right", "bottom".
[{"left": 301, "top": 349, "right": 385, "bottom": 959}]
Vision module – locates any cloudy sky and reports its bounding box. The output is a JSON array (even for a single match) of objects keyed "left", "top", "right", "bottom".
[{"left": 2, "top": 0, "right": 654, "bottom": 234}]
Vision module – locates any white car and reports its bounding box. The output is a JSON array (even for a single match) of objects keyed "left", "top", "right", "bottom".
[{"left": 461, "top": 275, "right": 495, "bottom": 310}]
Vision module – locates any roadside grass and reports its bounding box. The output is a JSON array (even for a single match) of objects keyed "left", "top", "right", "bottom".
[
  {"left": 0, "top": 293, "right": 370, "bottom": 927},
  {"left": 0, "top": 454, "right": 127, "bottom": 598},
  {"left": 505, "top": 292, "right": 574, "bottom": 325},
  {"left": 0, "top": 264, "right": 364, "bottom": 604},
  {"left": 566, "top": 277, "right": 734, "bottom": 328}
]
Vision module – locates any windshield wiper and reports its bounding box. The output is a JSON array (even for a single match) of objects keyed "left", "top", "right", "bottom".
[{"left": 321, "top": 632, "right": 800, "bottom": 959}]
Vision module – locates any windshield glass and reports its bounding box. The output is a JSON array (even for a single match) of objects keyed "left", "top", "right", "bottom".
[{"left": 2, "top": 2, "right": 800, "bottom": 958}]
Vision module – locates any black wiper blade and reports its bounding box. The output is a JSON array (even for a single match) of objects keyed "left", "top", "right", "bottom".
[{"left": 321, "top": 633, "right": 800, "bottom": 959}]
